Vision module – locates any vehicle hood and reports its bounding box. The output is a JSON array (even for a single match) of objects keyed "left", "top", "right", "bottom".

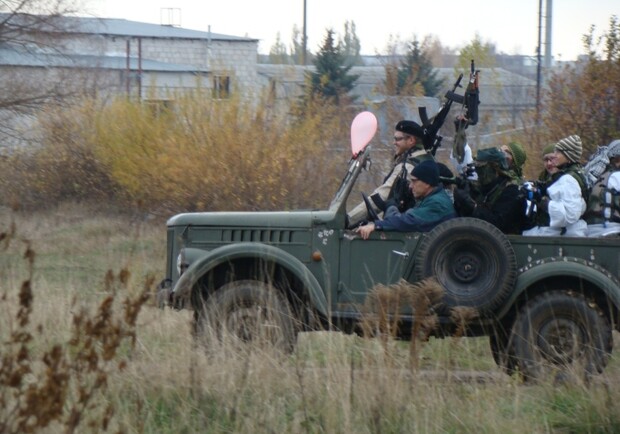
[{"left": 167, "top": 210, "right": 336, "bottom": 228}]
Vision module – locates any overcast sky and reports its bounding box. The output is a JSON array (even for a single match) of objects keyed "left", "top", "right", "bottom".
[{"left": 87, "top": 0, "right": 617, "bottom": 61}]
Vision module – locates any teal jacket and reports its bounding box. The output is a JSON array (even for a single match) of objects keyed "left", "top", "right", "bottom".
[{"left": 375, "top": 187, "right": 456, "bottom": 232}]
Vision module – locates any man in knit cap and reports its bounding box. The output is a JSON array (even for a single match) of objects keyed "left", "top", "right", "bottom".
[
  {"left": 347, "top": 119, "right": 433, "bottom": 227},
  {"left": 583, "top": 139, "right": 620, "bottom": 236},
  {"left": 537, "top": 142, "right": 558, "bottom": 183},
  {"left": 501, "top": 142, "right": 527, "bottom": 180},
  {"left": 523, "top": 135, "right": 588, "bottom": 237},
  {"left": 356, "top": 160, "right": 456, "bottom": 239}
]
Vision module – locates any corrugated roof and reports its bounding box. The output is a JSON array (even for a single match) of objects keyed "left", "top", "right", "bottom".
[{"left": 0, "top": 13, "right": 257, "bottom": 42}]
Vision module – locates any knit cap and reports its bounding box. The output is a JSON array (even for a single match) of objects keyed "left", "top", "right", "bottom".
[
  {"left": 555, "top": 135, "right": 582, "bottom": 163},
  {"left": 505, "top": 142, "right": 527, "bottom": 169},
  {"left": 410, "top": 159, "right": 439, "bottom": 186},
  {"left": 542, "top": 143, "right": 555, "bottom": 155}
]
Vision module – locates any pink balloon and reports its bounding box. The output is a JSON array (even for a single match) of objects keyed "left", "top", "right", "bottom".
[{"left": 351, "top": 111, "right": 378, "bottom": 157}]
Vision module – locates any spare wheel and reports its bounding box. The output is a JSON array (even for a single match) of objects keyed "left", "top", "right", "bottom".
[{"left": 413, "top": 217, "right": 517, "bottom": 314}]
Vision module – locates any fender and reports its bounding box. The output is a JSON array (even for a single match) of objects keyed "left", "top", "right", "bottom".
[
  {"left": 172, "top": 242, "right": 328, "bottom": 316},
  {"left": 496, "top": 257, "right": 620, "bottom": 319}
]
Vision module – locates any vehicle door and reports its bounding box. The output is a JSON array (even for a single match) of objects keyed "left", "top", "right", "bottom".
[{"left": 337, "top": 229, "right": 422, "bottom": 306}]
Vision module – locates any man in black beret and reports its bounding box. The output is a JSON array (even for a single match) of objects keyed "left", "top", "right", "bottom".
[
  {"left": 453, "top": 147, "right": 527, "bottom": 234},
  {"left": 347, "top": 119, "right": 433, "bottom": 227}
]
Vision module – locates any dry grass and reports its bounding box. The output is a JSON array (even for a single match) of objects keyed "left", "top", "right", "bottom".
[{"left": 1, "top": 206, "right": 620, "bottom": 433}]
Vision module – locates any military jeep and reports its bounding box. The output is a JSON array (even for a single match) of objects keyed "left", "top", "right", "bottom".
[{"left": 159, "top": 115, "right": 620, "bottom": 381}]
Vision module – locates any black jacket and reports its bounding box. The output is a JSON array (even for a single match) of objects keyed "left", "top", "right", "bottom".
[{"left": 455, "top": 177, "right": 526, "bottom": 235}]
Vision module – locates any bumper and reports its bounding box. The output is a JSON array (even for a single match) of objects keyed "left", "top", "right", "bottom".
[{"left": 156, "top": 278, "right": 185, "bottom": 310}]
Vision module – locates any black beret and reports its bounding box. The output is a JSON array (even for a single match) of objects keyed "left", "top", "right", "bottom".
[{"left": 395, "top": 120, "right": 425, "bottom": 139}]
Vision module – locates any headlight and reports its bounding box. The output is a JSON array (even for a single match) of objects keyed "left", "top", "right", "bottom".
[{"left": 176, "top": 249, "right": 187, "bottom": 276}]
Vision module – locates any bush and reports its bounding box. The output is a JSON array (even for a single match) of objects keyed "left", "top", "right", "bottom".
[{"left": 0, "top": 93, "right": 358, "bottom": 214}]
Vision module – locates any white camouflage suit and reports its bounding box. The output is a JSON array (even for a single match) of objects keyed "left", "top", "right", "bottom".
[{"left": 522, "top": 172, "right": 587, "bottom": 237}]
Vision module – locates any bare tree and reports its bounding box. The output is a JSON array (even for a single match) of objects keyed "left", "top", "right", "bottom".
[{"left": 0, "top": 1, "right": 86, "bottom": 147}]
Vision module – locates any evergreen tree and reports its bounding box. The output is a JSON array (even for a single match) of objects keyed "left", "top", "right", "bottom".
[
  {"left": 395, "top": 38, "right": 444, "bottom": 97},
  {"left": 304, "top": 29, "right": 360, "bottom": 104},
  {"left": 341, "top": 21, "right": 362, "bottom": 66}
]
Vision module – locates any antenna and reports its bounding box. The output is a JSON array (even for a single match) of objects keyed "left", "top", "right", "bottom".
[{"left": 160, "top": 8, "right": 181, "bottom": 27}]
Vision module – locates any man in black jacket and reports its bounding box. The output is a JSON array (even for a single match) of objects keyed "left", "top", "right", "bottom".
[{"left": 453, "top": 147, "right": 527, "bottom": 235}]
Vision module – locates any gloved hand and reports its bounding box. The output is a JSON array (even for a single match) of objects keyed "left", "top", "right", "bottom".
[
  {"left": 453, "top": 188, "right": 476, "bottom": 215},
  {"left": 521, "top": 182, "right": 543, "bottom": 202}
]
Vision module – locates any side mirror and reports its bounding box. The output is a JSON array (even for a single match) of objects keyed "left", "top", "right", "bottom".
[{"left": 362, "top": 155, "right": 372, "bottom": 171}]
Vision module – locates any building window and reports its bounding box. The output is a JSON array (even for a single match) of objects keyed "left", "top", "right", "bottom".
[{"left": 212, "top": 75, "right": 231, "bottom": 99}]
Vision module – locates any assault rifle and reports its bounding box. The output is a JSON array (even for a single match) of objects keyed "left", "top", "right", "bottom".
[
  {"left": 450, "top": 59, "right": 480, "bottom": 127},
  {"left": 418, "top": 60, "right": 480, "bottom": 156},
  {"left": 419, "top": 73, "right": 462, "bottom": 156}
]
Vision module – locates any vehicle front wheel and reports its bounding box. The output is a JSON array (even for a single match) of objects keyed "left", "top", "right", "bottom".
[
  {"left": 511, "top": 291, "right": 613, "bottom": 382},
  {"left": 194, "top": 280, "right": 297, "bottom": 353}
]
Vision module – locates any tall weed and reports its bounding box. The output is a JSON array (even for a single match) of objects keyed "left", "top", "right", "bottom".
[
  {"left": 0, "top": 211, "right": 151, "bottom": 433},
  {"left": 1, "top": 209, "right": 619, "bottom": 433}
]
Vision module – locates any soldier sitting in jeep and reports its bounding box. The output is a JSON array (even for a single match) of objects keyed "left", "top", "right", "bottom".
[
  {"left": 584, "top": 139, "right": 620, "bottom": 236},
  {"left": 453, "top": 148, "right": 527, "bottom": 235},
  {"left": 355, "top": 160, "right": 456, "bottom": 239},
  {"left": 347, "top": 120, "right": 432, "bottom": 227}
]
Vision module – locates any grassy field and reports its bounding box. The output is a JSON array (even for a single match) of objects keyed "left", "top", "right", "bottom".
[{"left": 1, "top": 204, "right": 619, "bottom": 433}]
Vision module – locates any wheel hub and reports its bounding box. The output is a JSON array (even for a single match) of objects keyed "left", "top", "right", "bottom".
[
  {"left": 537, "top": 318, "right": 584, "bottom": 364},
  {"left": 452, "top": 252, "right": 481, "bottom": 282}
]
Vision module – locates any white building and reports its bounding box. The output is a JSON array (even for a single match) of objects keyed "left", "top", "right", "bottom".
[
  {"left": 0, "top": 13, "right": 536, "bottom": 150},
  {"left": 0, "top": 14, "right": 260, "bottom": 102}
]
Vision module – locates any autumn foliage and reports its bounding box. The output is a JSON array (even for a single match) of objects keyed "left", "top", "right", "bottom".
[
  {"left": 0, "top": 94, "right": 353, "bottom": 213},
  {"left": 541, "top": 16, "right": 620, "bottom": 154}
]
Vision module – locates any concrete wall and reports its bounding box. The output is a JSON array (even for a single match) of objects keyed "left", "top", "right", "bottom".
[{"left": 62, "top": 34, "right": 259, "bottom": 96}]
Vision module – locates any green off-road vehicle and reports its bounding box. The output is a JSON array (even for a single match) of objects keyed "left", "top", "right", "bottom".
[{"left": 158, "top": 112, "right": 620, "bottom": 381}]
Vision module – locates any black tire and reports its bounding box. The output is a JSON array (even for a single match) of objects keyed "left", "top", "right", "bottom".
[
  {"left": 512, "top": 291, "right": 613, "bottom": 382},
  {"left": 194, "top": 280, "right": 297, "bottom": 353},
  {"left": 413, "top": 217, "right": 517, "bottom": 314}
]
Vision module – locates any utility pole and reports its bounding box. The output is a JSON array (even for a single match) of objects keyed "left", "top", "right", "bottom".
[
  {"left": 302, "top": 0, "right": 307, "bottom": 65},
  {"left": 536, "top": 0, "right": 552, "bottom": 132},
  {"left": 544, "top": 0, "right": 552, "bottom": 68},
  {"left": 536, "top": 0, "right": 542, "bottom": 129}
]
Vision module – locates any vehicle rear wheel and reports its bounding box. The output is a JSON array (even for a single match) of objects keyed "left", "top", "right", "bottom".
[
  {"left": 512, "top": 291, "right": 613, "bottom": 382},
  {"left": 414, "top": 217, "right": 517, "bottom": 314},
  {"left": 194, "top": 280, "right": 297, "bottom": 353}
]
